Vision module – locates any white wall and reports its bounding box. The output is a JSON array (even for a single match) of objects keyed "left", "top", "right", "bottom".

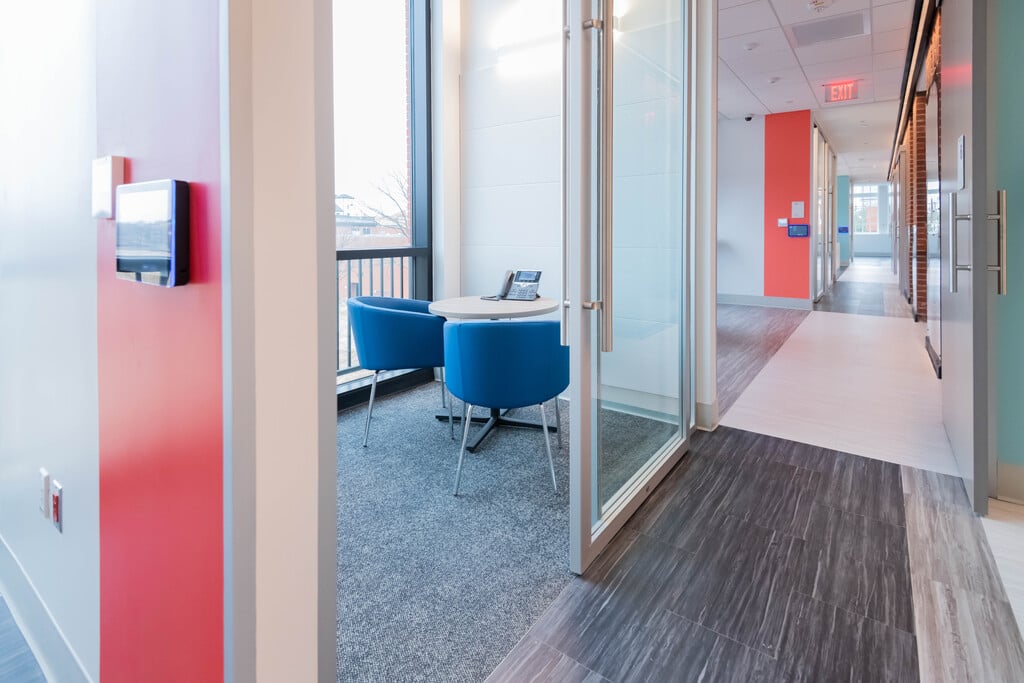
[
  {"left": 716, "top": 117, "right": 765, "bottom": 296},
  {"left": 459, "top": 0, "right": 562, "bottom": 303},
  {"left": 853, "top": 233, "right": 892, "bottom": 256},
  {"left": 0, "top": 4, "right": 99, "bottom": 680}
]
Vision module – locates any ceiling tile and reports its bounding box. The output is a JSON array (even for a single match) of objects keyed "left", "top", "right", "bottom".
[
  {"left": 795, "top": 34, "right": 872, "bottom": 65},
  {"left": 720, "top": 0, "right": 780, "bottom": 39},
  {"left": 724, "top": 48, "right": 800, "bottom": 77},
  {"left": 802, "top": 56, "right": 874, "bottom": 84},
  {"left": 770, "top": 0, "right": 870, "bottom": 26},
  {"left": 873, "top": 49, "right": 905, "bottom": 71},
  {"left": 872, "top": 0, "right": 914, "bottom": 33},
  {"left": 742, "top": 66, "right": 807, "bottom": 93},
  {"left": 719, "top": 27, "right": 791, "bottom": 60},
  {"left": 873, "top": 27, "right": 909, "bottom": 53},
  {"left": 719, "top": 0, "right": 760, "bottom": 9},
  {"left": 872, "top": 66, "right": 905, "bottom": 88}
]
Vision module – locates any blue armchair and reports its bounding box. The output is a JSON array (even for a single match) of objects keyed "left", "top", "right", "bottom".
[
  {"left": 347, "top": 297, "right": 447, "bottom": 446},
  {"left": 444, "top": 320, "right": 569, "bottom": 495}
]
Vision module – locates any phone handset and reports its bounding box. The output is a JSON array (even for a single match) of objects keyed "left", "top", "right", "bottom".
[
  {"left": 482, "top": 270, "right": 515, "bottom": 301},
  {"left": 497, "top": 270, "right": 514, "bottom": 299}
]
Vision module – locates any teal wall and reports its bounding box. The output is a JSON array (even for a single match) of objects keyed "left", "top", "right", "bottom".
[
  {"left": 996, "top": 0, "right": 1024, "bottom": 470},
  {"left": 836, "top": 175, "right": 851, "bottom": 264}
]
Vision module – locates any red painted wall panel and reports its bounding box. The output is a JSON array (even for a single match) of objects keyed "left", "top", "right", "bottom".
[
  {"left": 763, "top": 110, "right": 811, "bottom": 299},
  {"left": 96, "top": 2, "right": 222, "bottom": 680}
]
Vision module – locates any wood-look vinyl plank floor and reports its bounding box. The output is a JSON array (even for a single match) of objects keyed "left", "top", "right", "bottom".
[
  {"left": 489, "top": 428, "right": 921, "bottom": 682},
  {"left": 814, "top": 280, "right": 914, "bottom": 318},
  {"left": 799, "top": 502, "right": 914, "bottom": 634},
  {"left": 491, "top": 429, "right": 1024, "bottom": 683},
  {"left": 838, "top": 257, "right": 899, "bottom": 284},
  {"left": 776, "top": 590, "right": 919, "bottom": 682},
  {"left": 716, "top": 304, "right": 808, "bottom": 416},
  {"left": 0, "top": 597, "right": 45, "bottom": 683},
  {"left": 902, "top": 466, "right": 1024, "bottom": 682}
]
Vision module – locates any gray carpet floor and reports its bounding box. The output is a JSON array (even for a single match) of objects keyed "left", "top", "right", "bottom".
[
  {"left": 337, "top": 383, "right": 573, "bottom": 682},
  {"left": 336, "top": 382, "right": 679, "bottom": 682}
]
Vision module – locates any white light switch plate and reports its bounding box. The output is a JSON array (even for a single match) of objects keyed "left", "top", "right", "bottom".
[{"left": 91, "top": 156, "right": 125, "bottom": 219}]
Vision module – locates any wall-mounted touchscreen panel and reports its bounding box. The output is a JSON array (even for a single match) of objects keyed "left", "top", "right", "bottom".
[{"left": 115, "top": 179, "right": 189, "bottom": 287}]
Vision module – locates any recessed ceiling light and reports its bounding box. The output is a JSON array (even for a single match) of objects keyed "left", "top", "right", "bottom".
[
  {"left": 743, "top": 42, "right": 759, "bottom": 51},
  {"left": 768, "top": 76, "right": 781, "bottom": 84}
]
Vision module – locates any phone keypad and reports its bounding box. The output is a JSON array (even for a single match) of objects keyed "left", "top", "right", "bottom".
[{"left": 507, "top": 283, "right": 538, "bottom": 300}]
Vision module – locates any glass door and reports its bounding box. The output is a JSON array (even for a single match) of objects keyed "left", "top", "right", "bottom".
[
  {"left": 566, "top": 0, "right": 691, "bottom": 573},
  {"left": 813, "top": 128, "right": 827, "bottom": 300}
]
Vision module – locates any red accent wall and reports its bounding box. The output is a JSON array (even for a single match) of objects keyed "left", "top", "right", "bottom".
[
  {"left": 96, "top": 2, "right": 223, "bottom": 680},
  {"left": 763, "top": 110, "right": 811, "bottom": 299}
]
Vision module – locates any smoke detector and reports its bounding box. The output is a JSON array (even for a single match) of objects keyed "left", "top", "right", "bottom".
[{"left": 808, "top": 0, "right": 832, "bottom": 12}]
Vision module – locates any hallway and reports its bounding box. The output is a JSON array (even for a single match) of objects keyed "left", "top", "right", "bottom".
[
  {"left": 721, "top": 256, "right": 951, "bottom": 474},
  {"left": 814, "top": 257, "right": 912, "bottom": 319}
]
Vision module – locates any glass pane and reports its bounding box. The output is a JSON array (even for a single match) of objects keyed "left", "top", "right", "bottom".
[
  {"left": 595, "top": 0, "right": 684, "bottom": 514},
  {"left": 333, "top": 0, "right": 412, "bottom": 251}
]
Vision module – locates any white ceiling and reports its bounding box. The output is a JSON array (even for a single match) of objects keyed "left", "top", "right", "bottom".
[{"left": 718, "top": 0, "right": 915, "bottom": 181}]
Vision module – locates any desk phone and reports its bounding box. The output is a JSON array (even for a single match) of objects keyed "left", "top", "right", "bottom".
[{"left": 483, "top": 269, "right": 542, "bottom": 301}]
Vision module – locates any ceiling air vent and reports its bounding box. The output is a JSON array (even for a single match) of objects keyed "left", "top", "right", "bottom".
[{"left": 789, "top": 11, "right": 869, "bottom": 48}]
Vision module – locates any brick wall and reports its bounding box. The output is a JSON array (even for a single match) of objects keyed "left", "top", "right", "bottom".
[
  {"left": 911, "top": 94, "right": 928, "bottom": 319},
  {"left": 898, "top": 12, "right": 941, "bottom": 321}
]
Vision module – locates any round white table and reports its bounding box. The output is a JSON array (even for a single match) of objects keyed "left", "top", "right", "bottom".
[
  {"left": 429, "top": 295, "right": 561, "bottom": 451},
  {"left": 428, "top": 295, "right": 559, "bottom": 319}
]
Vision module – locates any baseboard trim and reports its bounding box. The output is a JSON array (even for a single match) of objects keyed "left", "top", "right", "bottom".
[
  {"left": 717, "top": 294, "right": 813, "bottom": 311},
  {"left": 925, "top": 336, "right": 942, "bottom": 379},
  {"left": 0, "top": 536, "right": 92, "bottom": 683},
  {"left": 695, "top": 401, "right": 719, "bottom": 431}
]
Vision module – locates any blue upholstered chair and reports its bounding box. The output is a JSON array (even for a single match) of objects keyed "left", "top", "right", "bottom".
[
  {"left": 444, "top": 320, "right": 569, "bottom": 495},
  {"left": 347, "top": 297, "right": 448, "bottom": 447}
]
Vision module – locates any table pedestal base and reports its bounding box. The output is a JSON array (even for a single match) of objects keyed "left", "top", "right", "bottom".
[{"left": 435, "top": 407, "right": 556, "bottom": 453}]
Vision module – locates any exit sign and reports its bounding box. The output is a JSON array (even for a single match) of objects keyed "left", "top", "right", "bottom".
[{"left": 825, "top": 81, "right": 859, "bottom": 103}]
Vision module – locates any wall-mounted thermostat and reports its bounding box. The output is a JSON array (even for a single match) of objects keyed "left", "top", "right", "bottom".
[
  {"left": 115, "top": 179, "right": 190, "bottom": 287},
  {"left": 787, "top": 224, "right": 810, "bottom": 238}
]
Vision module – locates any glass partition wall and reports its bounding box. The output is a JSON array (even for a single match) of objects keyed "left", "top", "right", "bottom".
[
  {"left": 812, "top": 125, "right": 836, "bottom": 300},
  {"left": 567, "top": 0, "right": 692, "bottom": 572}
]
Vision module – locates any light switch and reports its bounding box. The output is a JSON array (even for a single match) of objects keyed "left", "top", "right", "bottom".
[
  {"left": 91, "top": 156, "right": 125, "bottom": 219},
  {"left": 39, "top": 468, "right": 50, "bottom": 519}
]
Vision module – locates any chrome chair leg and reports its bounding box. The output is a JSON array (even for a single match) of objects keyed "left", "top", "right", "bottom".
[
  {"left": 454, "top": 403, "right": 473, "bottom": 495},
  {"left": 440, "top": 367, "right": 446, "bottom": 408},
  {"left": 554, "top": 397, "right": 562, "bottom": 451},
  {"left": 540, "top": 403, "right": 557, "bottom": 492},
  {"left": 448, "top": 390, "right": 454, "bottom": 439},
  {"left": 362, "top": 371, "right": 380, "bottom": 447}
]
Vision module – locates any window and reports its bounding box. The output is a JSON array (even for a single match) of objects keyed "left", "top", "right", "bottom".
[
  {"left": 334, "top": 0, "right": 431, "bottom": 386},
  {"left": 852, "top": 183, "right": 889, "bottom": 235}
]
